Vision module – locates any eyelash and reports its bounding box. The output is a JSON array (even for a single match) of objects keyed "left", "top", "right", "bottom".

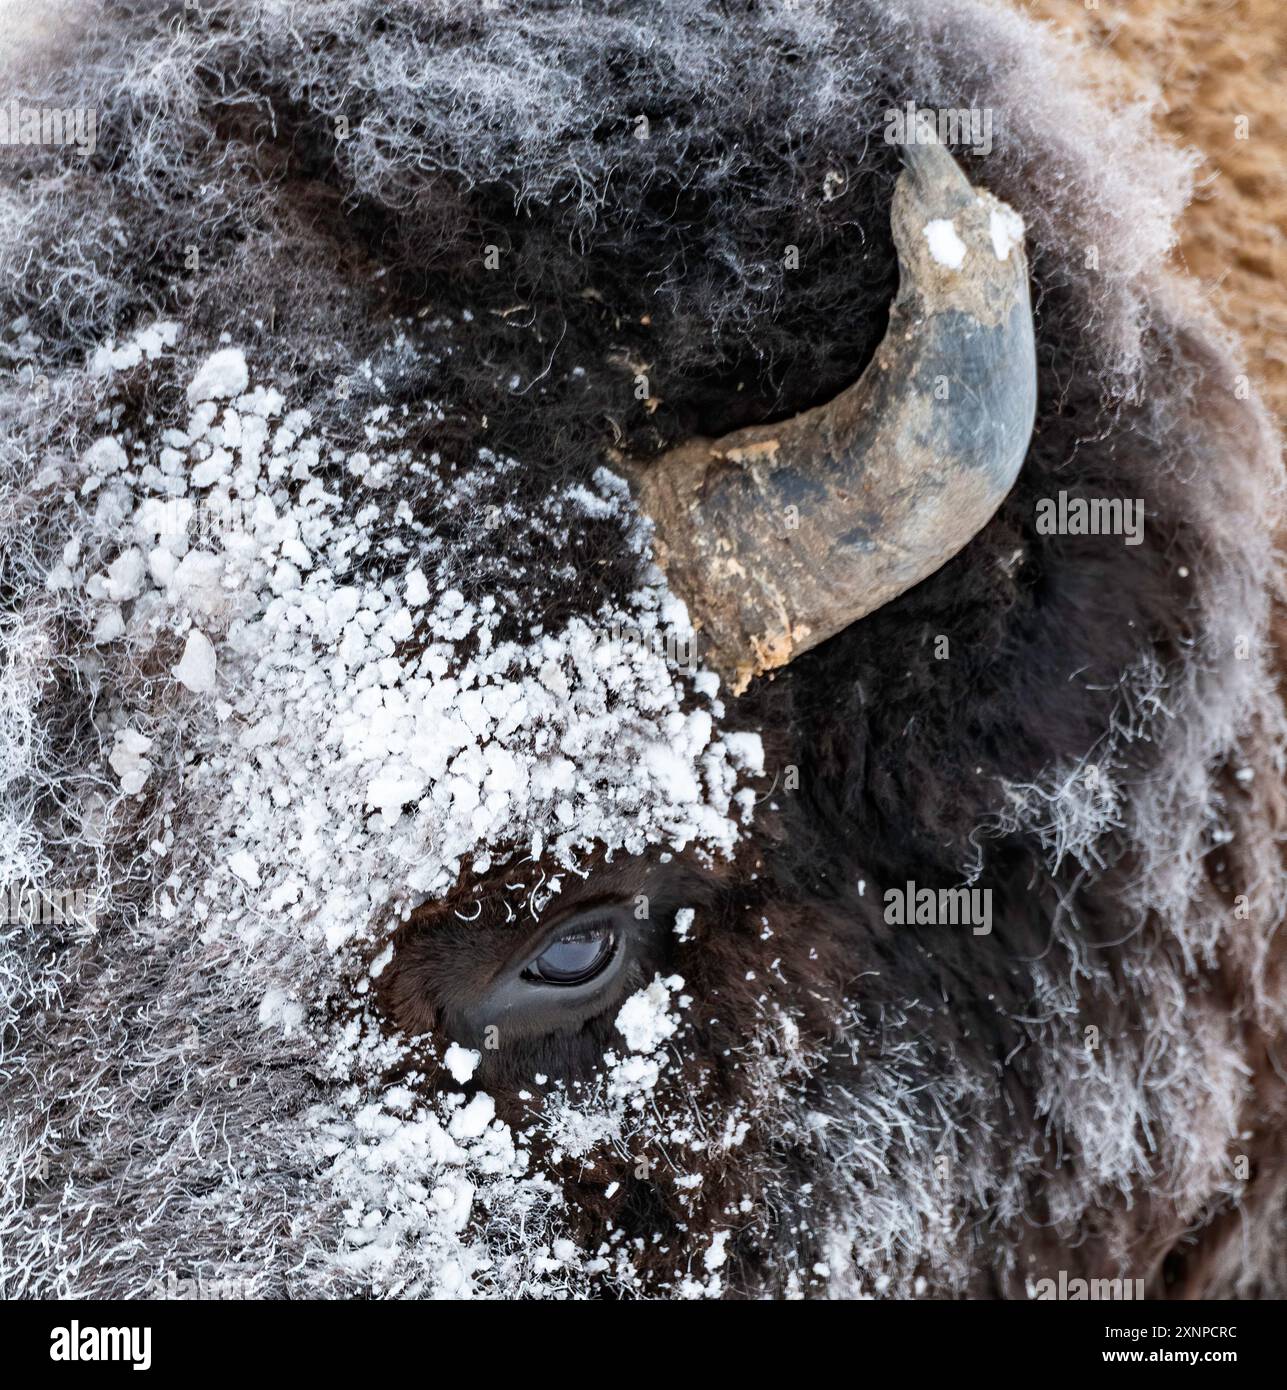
[{"left": 551, "top": 919, "right": 612, "bottom": 943}]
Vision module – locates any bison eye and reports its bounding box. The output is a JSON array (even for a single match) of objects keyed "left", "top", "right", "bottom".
[
  {"left": 524, "top": 924, "right": 617, "bottom": 985},
  {"left": 441, "top": 903, "right": 661, "bottom": 1053}
]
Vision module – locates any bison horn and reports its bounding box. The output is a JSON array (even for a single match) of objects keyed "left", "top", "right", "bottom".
[{"left": 631, "top": 139, "right": 1037, "bottom": 694}]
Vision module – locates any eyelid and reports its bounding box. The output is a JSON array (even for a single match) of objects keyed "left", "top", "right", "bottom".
[
  {"left": 547, "top": 918, "right": 613, "bottom": 945},
  {"left": 521, "top": 907, "right": 621, "bottom": 962}
]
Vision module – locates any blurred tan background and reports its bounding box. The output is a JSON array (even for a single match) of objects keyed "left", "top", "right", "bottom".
[{"left": 1021, "top": 0, "right": 1286, "bottom": 428}]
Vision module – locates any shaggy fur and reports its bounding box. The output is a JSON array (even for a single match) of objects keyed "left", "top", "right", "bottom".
[{"left": 1, "top": 0, "right": 1284, "bottom": 1298}]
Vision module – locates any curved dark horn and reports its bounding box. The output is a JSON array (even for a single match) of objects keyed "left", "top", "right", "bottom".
[{"left": 632, "top": 139, "right": 1037, "bottom": 694}]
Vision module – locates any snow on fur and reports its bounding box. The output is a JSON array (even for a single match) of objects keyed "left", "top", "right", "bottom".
[{"left": 0, "top": 327, "right": 762, "bottom": 1296}]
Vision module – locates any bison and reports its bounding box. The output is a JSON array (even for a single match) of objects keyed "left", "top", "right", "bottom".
[{"left": 1, "top": 0, "right": 1283, "bottom": 1300}]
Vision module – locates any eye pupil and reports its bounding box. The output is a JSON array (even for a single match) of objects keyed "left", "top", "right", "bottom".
[{"left": 529, "top": 929, "right": 615, "bottom": 985}]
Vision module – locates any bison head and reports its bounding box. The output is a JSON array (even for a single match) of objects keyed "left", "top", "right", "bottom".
[{"left": 1, "top": 0, "right": 1283, "bottom": 1300}]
